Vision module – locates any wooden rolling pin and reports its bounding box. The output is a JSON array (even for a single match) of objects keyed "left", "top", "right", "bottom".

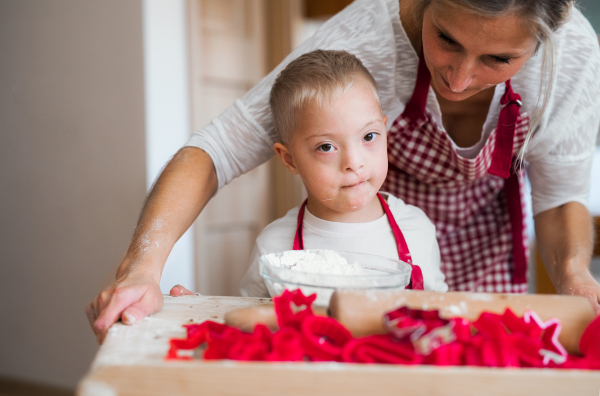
[
  {"left": 329, "top": 289, "right": 596, "bottom": 355},
  {"left": 225, "top": 304, "right": 328, "bottom": 333},
  {"left": 225, "top": 290, "right": 595, "bottom": 355}
]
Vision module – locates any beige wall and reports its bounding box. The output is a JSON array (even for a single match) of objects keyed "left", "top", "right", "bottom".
[{"left": 0, "top": 0, "right": 146, "bottom": 390}]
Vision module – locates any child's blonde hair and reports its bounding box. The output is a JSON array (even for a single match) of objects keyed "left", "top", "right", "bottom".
[{"left": 270, "top": 49, "right": 381, "bottom": 144}]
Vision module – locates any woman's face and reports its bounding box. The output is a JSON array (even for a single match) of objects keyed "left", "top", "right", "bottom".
[{"left": 421, "top": 2, "right": 538, "bottom": 101}]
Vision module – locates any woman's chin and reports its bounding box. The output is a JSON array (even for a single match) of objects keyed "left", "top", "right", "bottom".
[{"left": 434, "top": 83, "right": 465, "bottom": 101}]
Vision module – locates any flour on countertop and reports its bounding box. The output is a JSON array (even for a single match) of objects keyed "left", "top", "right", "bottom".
[
  {"left": 265, "top": 250, "right": 366, "bottom": 276},
  {"left": 446, "top": 305, "right": 463, "bottom": 315}
]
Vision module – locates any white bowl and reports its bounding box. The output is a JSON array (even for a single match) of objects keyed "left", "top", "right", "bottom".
[{"left": 259, "top": 250, "right": 412, "bottom": 307}]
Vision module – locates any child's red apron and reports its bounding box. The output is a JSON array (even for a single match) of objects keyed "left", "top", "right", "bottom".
[
  {"left": 383, "top": 54, "right": 530, "bottom": 293},
  {"left": 292, "top": 193, "right": 425, "bottom": 290}
]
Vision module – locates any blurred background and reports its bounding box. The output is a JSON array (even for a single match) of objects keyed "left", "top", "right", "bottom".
[{"left": 0, "top": 0, "right": 598, "bottom": 394}]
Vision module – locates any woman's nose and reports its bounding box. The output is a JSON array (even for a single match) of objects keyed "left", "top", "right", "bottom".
[{"left": 447, "top": 57, "right": 474, "bottom": 92}]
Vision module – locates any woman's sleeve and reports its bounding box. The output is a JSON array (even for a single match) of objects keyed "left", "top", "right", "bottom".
[
  {"left": 185, "top": 97, "right": 277, "bottom": 190},
  {"left": 528, "top": 112, "right": 599, "bottom": 216},
  {"left": 526, "top": 11, "right": 600, "bottom": 216},
  {"left": 185, "top": 0, "right": 396, "bottom": 189}
]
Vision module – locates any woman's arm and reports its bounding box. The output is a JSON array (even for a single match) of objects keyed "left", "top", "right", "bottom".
[
  {"left": 85, "top": 147, "right": 217, "bottom": 343},
  {"left": 534, "top": 201, "right": 600, "bottom": 314}
]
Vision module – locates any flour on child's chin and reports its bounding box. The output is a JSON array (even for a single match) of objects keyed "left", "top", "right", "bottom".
[{"left": 349, "top": 184, "right": 376, "bottom": 209}]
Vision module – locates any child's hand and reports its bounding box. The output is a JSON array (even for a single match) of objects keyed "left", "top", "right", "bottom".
[{"left": 170, "top": 284, "right": 195, "bottom": 296}]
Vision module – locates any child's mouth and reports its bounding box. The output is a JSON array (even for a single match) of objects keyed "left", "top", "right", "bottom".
[{"left": 343, "top": 181, "right": 365, "bottom": 188}]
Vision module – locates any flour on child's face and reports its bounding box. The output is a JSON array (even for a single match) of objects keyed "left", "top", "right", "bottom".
[{"left": 288, "top": 79, "right": 388, "bottom": 221}]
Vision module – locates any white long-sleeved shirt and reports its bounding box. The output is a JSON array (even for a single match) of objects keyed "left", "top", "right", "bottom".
[{"left": 186, "top": 0, "right": 600, "bottom": 215}]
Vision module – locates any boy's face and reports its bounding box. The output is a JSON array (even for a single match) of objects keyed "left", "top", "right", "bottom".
[{"left": 274, "top": 80, "right": 388, "bottom": 220}]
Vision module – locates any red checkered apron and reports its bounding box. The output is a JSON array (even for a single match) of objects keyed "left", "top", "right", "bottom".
[{"left": 383, "top": 53, "right": 529, "bottom": 293}]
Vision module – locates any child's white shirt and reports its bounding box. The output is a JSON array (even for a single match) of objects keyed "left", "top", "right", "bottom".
[{"left": 239, "top": 192, "right": 448, "bottom": 297}]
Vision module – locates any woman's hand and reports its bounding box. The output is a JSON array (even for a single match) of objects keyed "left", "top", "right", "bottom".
[
  {"left": 85, "top": 147, "right": 218, "bottom": 343},
  {"left": 535, "top": 202, "right": 600, "bottom": 315},
  {"left": 555, "top": 266, "right": 600, "bottom": 315},
  {"left": 86, "top": 272, "right": 163, "bottom": 344}
]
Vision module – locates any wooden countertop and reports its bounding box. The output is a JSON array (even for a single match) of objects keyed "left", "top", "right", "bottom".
[{"left": 77, "top": 295, "right": 600, "bottom": 396}]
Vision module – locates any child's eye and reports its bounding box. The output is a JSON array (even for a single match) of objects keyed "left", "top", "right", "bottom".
[
  {"left": 317, "top": 143, "right": 334, "bottom": 152},
  {"left": 363, "top": 132, "right": 378, "bottom": 142}
]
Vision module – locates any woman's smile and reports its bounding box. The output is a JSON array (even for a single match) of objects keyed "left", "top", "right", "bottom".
[{"left": 439, "top": 73, "right": 451, "bottom": 90}]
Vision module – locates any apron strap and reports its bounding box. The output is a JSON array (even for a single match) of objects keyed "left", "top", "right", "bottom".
[
  {"left": 506, "top": 170, "right": 527, "bottom": 284},
  {"left": 489, "top": 79, "right": 522, "bottom": 178},
  {"left": 401, "top": 49, "right": 432, "bottom": 121},
  {"left": 376, "top": 193, "right": 424, "bottom": 290},
  {"left": 292, "top": 199, "right": 308, "bottom": 250},
  {"left": 488, "top": 79, "right": 527, "bottom": 285},
  {"left": 293, "top": 194, "right": 424, "bottom": 290}
]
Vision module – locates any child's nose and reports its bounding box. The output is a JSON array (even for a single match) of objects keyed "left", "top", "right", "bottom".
[{"left": 343, "top": 148, "right": 364, "bottom": 172}]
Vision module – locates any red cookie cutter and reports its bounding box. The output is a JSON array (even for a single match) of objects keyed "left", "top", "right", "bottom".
[{"left": 301, "top": 315, "right": 353, "bottom": 361}]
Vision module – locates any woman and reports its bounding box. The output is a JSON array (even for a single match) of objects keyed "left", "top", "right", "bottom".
[{"left": 87, "top": 0, "right": 600, "bottom": 343}]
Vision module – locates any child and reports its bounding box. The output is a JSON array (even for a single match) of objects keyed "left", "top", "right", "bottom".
[{"left": 240, "top": 50, "right": 447, "bottom": 297}]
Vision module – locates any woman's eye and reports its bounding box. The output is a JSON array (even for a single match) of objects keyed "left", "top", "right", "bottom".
[
  {"left": 317, "top": 143, "right": 334, "bottom": 152},
  {"left": 438, "top": 32, "right": 456, "bottom": 46},
  {"left": 364, "top": 132, "right": 377, "bottom": 142},
  {"left": 490, "top": 55, "right": 510, "bottom": 65}
]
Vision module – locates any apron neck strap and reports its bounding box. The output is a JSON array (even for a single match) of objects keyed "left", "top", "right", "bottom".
[
  {"left": 292, "top": 200, "right": 308, "bottom": 250},
  {"left": 489, "top": 79, "right": 527, "bottom": 285},
  {"left": 488, "top": 80, "right": 522, "bottom": 178},
  {"left": 376, "top": 193, "right": 424, "bottom": 290},
  {"left": 402, "top": 49, "right": 432, "bottom": 120},
  {"left": 376, "top": 193, "right": 412, "bottom": 265}
]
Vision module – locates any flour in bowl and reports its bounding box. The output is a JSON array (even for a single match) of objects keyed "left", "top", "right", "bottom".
[{"left": 264, "top": 249, "right": 366, "bottom": 276}]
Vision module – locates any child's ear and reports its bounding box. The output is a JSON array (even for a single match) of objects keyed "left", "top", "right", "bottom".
[
  {"left": 274, "top": 142, "right": 300, "bottom": 175},
  {"left": 382, "top": 115, "right": 388, "bottom": 136}
]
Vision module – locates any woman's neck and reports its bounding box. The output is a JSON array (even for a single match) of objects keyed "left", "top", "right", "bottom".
[{"left": 433, "top": 84, "right": 496, "bottom": 147}]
